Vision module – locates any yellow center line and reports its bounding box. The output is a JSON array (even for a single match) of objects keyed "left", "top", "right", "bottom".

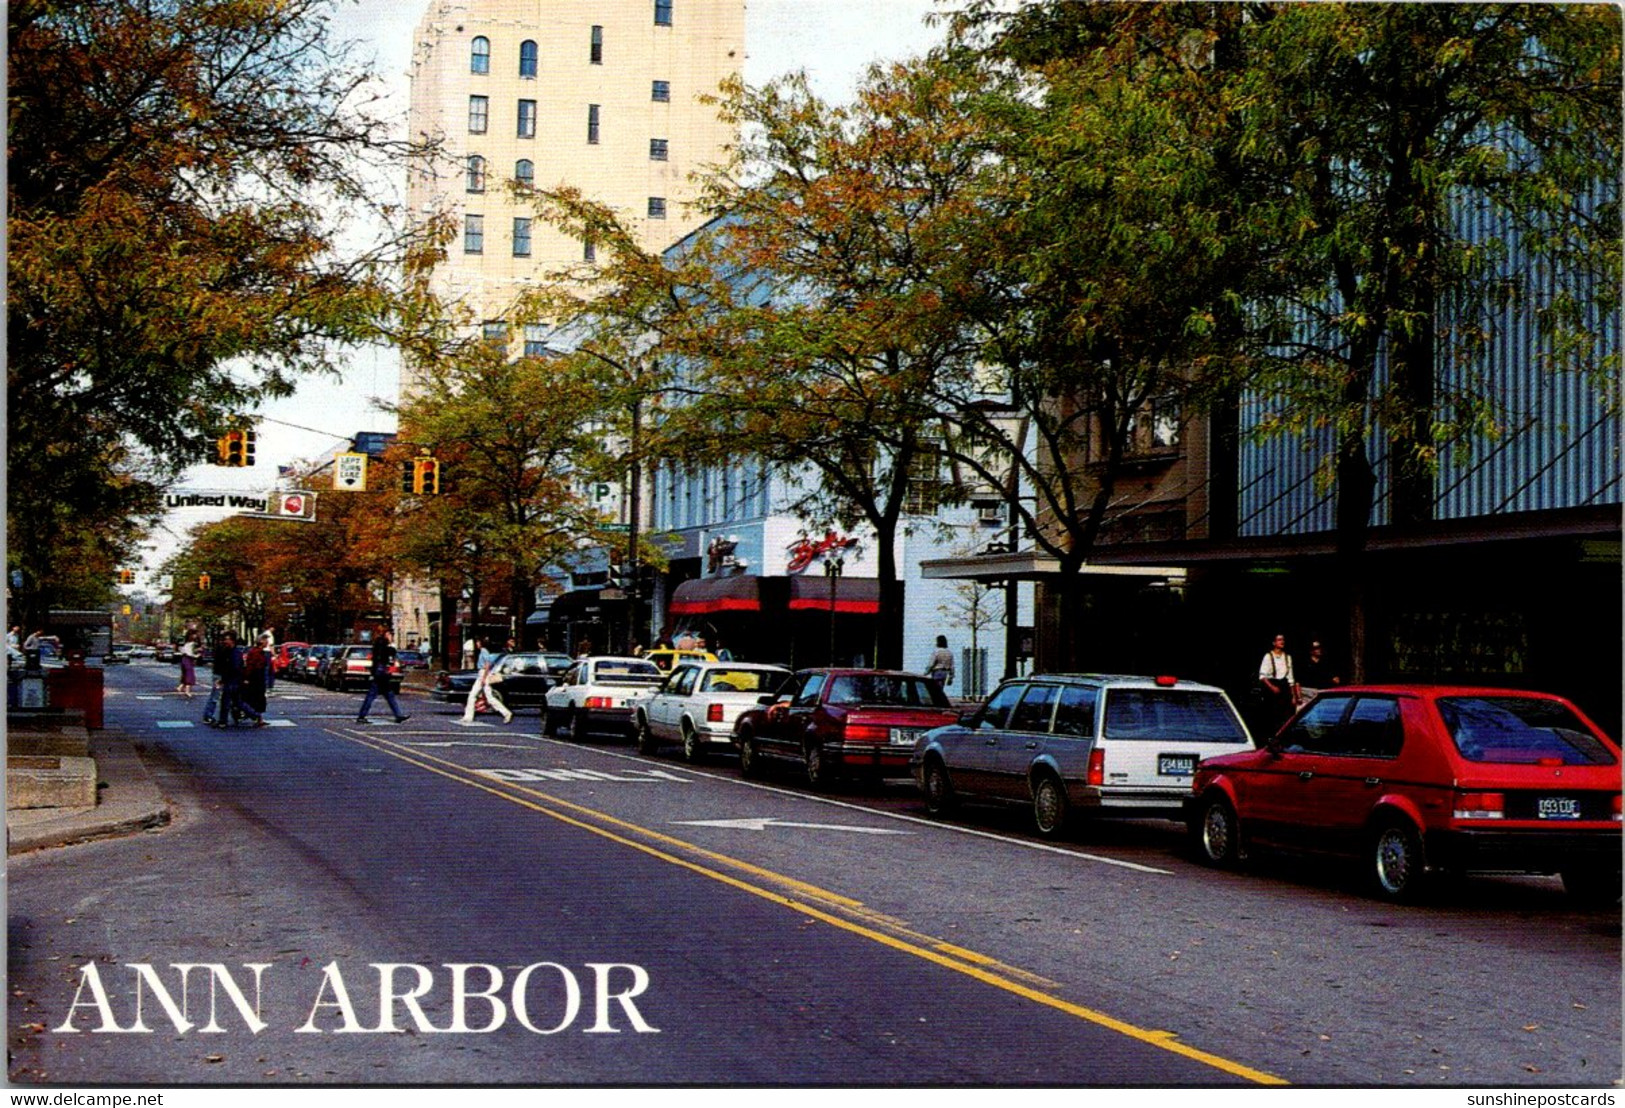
[{"left": 326, "top": 725, "right": 1288, "bottom": 1086}]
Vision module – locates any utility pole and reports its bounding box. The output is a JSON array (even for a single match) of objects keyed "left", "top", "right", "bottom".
[{"left": 625, "top": 396, "right": 642, "bottom": 655}]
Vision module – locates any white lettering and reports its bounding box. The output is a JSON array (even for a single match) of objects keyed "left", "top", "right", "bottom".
[
  {"left": 296, "top": 961, "right": 367, "bottom": 1033},
  {"left": 174, "top": 963, "right": 270, "bottom": 1033},
  {"left": 587, "top": 963, "right": 660, "bottom": 1034},
  {"left": 511, "top": 962, "right": 580, "bottom": 1035},
  {"left": 445, "top": 963, "right": 507, "bottom": 1033},
  {"left": 374, "top": 963, "right": 437, "bottom": 1033},
  {"left": 53, "top": 963, "right": 128, "bottom": 1033}
]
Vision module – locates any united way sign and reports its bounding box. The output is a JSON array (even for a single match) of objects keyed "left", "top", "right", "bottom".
[{"left": 163, "top": 489, "right": 317, "bottom": 522}]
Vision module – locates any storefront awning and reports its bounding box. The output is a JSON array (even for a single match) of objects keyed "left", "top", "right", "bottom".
[
  {"left": 669, "top": 575, "right": 762, "bottom": 615},
  {"left": 787, "top": 574, "right": 880, "bottom": 614}
]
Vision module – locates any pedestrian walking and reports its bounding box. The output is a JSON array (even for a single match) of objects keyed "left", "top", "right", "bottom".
[
  {"left": 1296, "top": 640, "right": 1342, "bottom": 703},
  {"left": 210, "top": 632, "right": 264, "bottom": 728},
  {"left": 460, "top": 637, "right": 513, "bottom": 724},
  {"left": 1257, "top": 633, "right": 1298, "bottom": 730},
  {"left": 263, "top": 629, "right": 277, "bottom": 692},
  {"left": 176, "top": 631, "right": 199, "bottom": 698},
  {"left": 241, "top": 634, "right": 271, "bottom": 719},
  {"left": 925, "top": 635, "right": 955, "bottom": 689},
  {"left": 356, "top": 627, "right": 409, "bottom": 724}
]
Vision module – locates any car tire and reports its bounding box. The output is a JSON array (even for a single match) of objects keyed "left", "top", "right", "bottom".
[
  {"left": 921, "top": 757, "right": 956, "bottom": 817},
  {"left": 561, "top": 707, "right": 578, "bottom": 741},
  {"left": 803, "top": 741, "right": 831, "bottom": 789},
  {"left": 681, "top": 722, "right": 703, "bottom": 763},
  {"left": 1369, "top": 818, "right": 1428, "bottom": 902},
  {"left": 636, "top": 715, "right": 659, "bottom": 755},
  {"left": 1190, "top": 793, "right": 1241, "bottom": 867},
  {"left": 1031, "top": 772, "right": 1069, "bottom": 838},
  {"left": 737, "top": 732, "right": 761, "bottom": 779},
  {"left": 1561, "top": 866, "right": 1623, "bottom": 906}
]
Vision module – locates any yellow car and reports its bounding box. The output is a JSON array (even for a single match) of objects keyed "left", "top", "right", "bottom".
[{"left": 643, "top": 647, "right": 717, "bottom": 672}]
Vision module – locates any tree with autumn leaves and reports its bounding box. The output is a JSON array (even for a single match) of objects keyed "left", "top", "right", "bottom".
[{"left": 8, "top": 0, "right": 411, "bottom": 625}]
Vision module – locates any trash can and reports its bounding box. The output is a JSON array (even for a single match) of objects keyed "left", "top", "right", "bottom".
[{"left": 46, "top": 657, "right": 104, "bottom": 729}]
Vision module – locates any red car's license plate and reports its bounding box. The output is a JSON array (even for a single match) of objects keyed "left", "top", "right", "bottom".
[{"left": 1537, "top": 796, "right": 1581, "bottom": 820}]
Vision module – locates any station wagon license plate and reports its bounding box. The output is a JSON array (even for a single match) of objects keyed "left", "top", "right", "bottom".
[
  {"left": 1158, "top": 754, "right": 1198, "bottom": 777},
  {"left": 1537, "top": 796, "right": 1581, "bottom": 820},
  {"left": 889, "top": 727, "right": 924, "bottom": 746}
]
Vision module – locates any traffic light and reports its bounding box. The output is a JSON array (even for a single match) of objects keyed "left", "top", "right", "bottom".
[
  {"left": 214, "top": 427, "right": 257, "bottom": 466},
  {"left": 242, "top": 428, "right": 256, "bottom": 467},
  {"left": 198, "top": 573, "right": 211, "bottom": 591},
  {"left": 115, "top": 569, "right": 135, "bottom": 585},
  {"left": 404, "top": 456, "right": 441, "bottom": 494}
]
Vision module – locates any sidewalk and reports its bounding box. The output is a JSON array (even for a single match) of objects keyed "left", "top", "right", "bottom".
[{"left": 7, "top": 728, "right": 171, "bottom": 854}]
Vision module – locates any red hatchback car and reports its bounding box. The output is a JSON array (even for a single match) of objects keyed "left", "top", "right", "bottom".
[
  {"left": 732, "top": 668, "right": 959, "bottom": 787},
  {"left": 1187, "top": 686, "right": 1622, "bottom": 903}
]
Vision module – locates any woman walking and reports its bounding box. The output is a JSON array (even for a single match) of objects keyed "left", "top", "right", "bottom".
[
  {"left": 177, "top": 631, "right": 199, "bottom": 698},
  {"left": 460, "top": 637, "right": 513, "bottom": 724}
]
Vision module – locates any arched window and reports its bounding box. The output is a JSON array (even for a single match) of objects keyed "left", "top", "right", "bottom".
[
  {"left": 519, "top": 40, "right": 538, "bottom": 78},
  {"left": 465, "top": 155, "right": 486, "bottom": 193},
  {"left": 470, "top": 36, "right": 490, "bottom": 74},
  {"left": 514, "top": 159, "right": 534, "bottom": 187}
]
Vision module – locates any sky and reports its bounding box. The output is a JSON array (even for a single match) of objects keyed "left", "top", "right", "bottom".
[{"left": 139, "top": 0, "right": 950, "bottom": 575}]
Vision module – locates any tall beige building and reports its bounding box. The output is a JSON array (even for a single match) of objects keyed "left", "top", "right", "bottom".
[
  {"left": 406, "top": 0, "right": 746, "bottom": 332},
  {"left": 398, "top": 0, "right": 744, "bottom": 655}
]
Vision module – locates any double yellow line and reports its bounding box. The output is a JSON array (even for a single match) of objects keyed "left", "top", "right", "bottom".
[{"left": 330, "top": 726, "right": 1288, "bottom": 1086}]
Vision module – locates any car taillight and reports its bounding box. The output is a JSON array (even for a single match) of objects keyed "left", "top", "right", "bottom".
[
  {"left": 707, "top": 703, "right": 724, "bottom": 723},
  {"left": 585, "top": 696, "right": 613, "bottom": 709},
  {"left": 1453, "top": 791, "right": 1506, "bottom": 820},
  {"left": 1087, "top": 748, "right": 1105, "bottom": 786},
  {"left": 844, "top": 723, "right": 889, "bottom": 743}
]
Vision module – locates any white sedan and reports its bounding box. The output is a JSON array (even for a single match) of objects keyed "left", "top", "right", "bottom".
[
  {"left": 542, "top": 656, "right": 664, "bottom": 740},
  {"left": 632, "top": 661, "right": 792, "bottom": 762}
]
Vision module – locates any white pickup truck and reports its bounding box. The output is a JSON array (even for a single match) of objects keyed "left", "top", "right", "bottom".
[{"left": 631, "top": 661, "right": 792, "bottom": 762}]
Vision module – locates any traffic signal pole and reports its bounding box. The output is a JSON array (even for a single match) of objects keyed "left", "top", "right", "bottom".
[{"left": 625, "top": 397, "right": 642, "bottom": 656}]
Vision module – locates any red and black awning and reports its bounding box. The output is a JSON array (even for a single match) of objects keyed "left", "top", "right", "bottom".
[
  {"left": 787, "top": 574, "right": 880, "bottom": 614},
  {"left": 668, "top": 575, "right": 762, "bottom": 615}
]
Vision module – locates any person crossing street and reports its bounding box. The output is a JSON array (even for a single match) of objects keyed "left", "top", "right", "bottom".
[{"left": 356, "top": 627, "right": 409, "bottom": 724}]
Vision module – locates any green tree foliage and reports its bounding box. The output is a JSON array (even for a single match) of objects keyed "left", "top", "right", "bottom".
[{"left": 8, "top": 0, "right": 409, "bottom": 622}]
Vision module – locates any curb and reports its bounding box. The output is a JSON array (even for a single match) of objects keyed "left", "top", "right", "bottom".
[{"left": 7, "top": 730, "right": 171, "bottom": 855}]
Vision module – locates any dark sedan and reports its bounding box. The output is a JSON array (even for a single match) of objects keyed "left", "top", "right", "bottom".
[
  {"left": 431, "top": 652, "right": 557, "bottom": 711},
  {"left": 731, "top": 668, "right": 959, "bottom": 787}
]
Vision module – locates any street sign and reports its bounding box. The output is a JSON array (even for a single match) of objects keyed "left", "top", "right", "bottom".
[{"left": 334, "top": 452, "right": 368, "bottom": 492}]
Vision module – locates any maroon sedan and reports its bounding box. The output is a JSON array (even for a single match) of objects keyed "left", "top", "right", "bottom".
[
  {"left": 1187, "top": 685, "right": 1622, "bottom": 903},
  {"left": 732, "top": 668, "right": 959, "bottom": 787}
]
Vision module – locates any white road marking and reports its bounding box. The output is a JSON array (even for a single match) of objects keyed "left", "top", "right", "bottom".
[
  {"left": 155, "top": 721, "right": 194, "bottom": 729},
  {"left": 673, "top": 817, "right": 913, "bottom": 836},
  {"left": 405, "top": 741, "right": 532, "bottom": 750},
  {"left": 480, "top": 767, "right": 689, "bottom": 784}
]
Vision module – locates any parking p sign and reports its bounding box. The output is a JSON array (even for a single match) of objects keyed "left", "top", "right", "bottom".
[{"left": 334, "top": 452, "right": 368, "bottom": 492}]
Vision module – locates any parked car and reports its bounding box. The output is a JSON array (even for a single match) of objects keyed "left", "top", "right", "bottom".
[
  {"left": 543, "top": 656, "right": 665, "bottom": 740},
  {"left": 153, "top": 642, "right": 177, "bottom": 662},
  {"left": 643, "top": 647, "right": 717, "bottom": 673},
  {"left": 273, "top": 641, "right": 309, "bottom": 674},
  {"left": 323, "top": 645, "right": 401, "bottom": 693},
  {"left": 299, "top": 644, "right": 339, "bottom": 683},
  {"left": 432, "top": 652, "right": 557, "bottom": 711},
  {"left": 539, "top": 652, "right": 573, "bottom": 675},
  {"left": 733, "top": 668, "right": 959, "bottom": 787},
  {"left": 1186, "top": 685, "right": 1623, "bottom": 903},
  {"left": 913, "top": 674, "right": 1253, "bottom": 837},
  {"left": 106, "top": 642, "right": 134, "bottom": 664},
  {"left": 396, "top": 649, "right": 432, "bottom": 671},
  {"left": 631, "top": 661, "right": 793, "bottom": 761}
]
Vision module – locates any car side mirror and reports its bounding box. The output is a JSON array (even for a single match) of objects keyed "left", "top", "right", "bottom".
[
  {"left": 958, "top": 709, "right": 978, "bottom": 726},
  {"left": 757, "top": 694, "right": 776, "bottom": 706}
]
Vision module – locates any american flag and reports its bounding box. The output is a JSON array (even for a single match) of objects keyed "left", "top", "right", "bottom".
[{"left": 277, "top": 465, "right": 296, "bottom": 478}]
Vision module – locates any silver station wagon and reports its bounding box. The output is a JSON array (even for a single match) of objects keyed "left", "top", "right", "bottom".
[{"left": 911, "top": 674, "right": 1254, "bottom": 837}]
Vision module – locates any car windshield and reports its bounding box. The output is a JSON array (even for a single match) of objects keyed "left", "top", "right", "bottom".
[
  {"left": 1437, "top": 696, "right": 1616, "bottom": 766},
  {"left": 700, "top": 668, "right": 784, "bottom": 693},
  {"left": 825, "top": 674, "right": 949, "bottom": 708},
  {"left": 1102, "top": 689, "right": 1250, "bottom": 743},
  {"left": 594, "top": 660, "right": 662, "bottom": 684},
  {"left": 349, "top": 648, "right": 372, "bottom": 659}
]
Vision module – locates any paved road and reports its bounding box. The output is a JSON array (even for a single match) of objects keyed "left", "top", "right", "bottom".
[{"left": 8, "top": 662, "right": 1619, "bottom": 1087}]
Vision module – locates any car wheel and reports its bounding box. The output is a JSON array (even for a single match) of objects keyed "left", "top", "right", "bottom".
[
  {"left": 635, "top": 715, "right": 659, "bottom": 755},
  {"left": 1190, "top": 793, "right": 1240, "bottom": 867},
  {"left": 1561, "top": 866, "right": 1623, "bottom": 906},
  {"left": 681, "top": 722, "right": 703, "bottom": 763},
  {"left": 1031, "top": 772, "right": 1069, "bottom": 838},
  {"left": 921, "top": 757, "right": 956, "bottom": 817},
  {"left": 737, "top": 732, "right": 760, "bottom": 779},
  {"left": 1370, "top": 818, "right": 1427, "bottom": 902},
  {"left": 803, "top": 741, "right": 831, "bottom": 789},
  {"left": 561, "top": 707, "right": 578, "bottom": 741}
]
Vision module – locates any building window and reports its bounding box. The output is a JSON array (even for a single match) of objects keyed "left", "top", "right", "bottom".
[
  {"left": 517, "top": 99, "right": 536, "bottom": 138},
  {"left": 590, "top": 25, "right": 603, "bottom": 64},
  {"left": 470, "top": 36, "right": 490, "bottom": 75},
  {"left": 482, "top": 321, "right": 508, "bottom": 346},
  {"left": 651, "top": 79, "right": 670, "bottom": 103},
  {"left": 583, "top": 238, "right": 596, "bottom": 263},
  {"left": 654, "top": 0, "right": 673, "bottom": 26},
  {"left": 464, "top": 214, "right": 484, "bottom": 254},
  {"left": 1131, "top": 396, "right": 1182, "bottom": 455},
  {"left": 468, "top": 95, "right": 488, "bottom": 134},
  {"left": 465, "top": 155, "right": 486, "bottom": 193},
  {"left": 647, "top": 196, "right": 666, "bottom": 219},
  {"left": 512, "top": 216, "right": 532, "bottom": 257},
  {"left": 519, "top": 39, "right": 538, "bottom": 78},
  {"left": 587, "top": 104, "right": 600, "bottom": 144},
  {"left": 649, "top": 138, "right": 668, "bottom": 161},
  {"left": 514, "top": 159, "right": 534, "bottom": 187},
  {"left": 523, "top": 323, "right": 549, "bottom": 358}
]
